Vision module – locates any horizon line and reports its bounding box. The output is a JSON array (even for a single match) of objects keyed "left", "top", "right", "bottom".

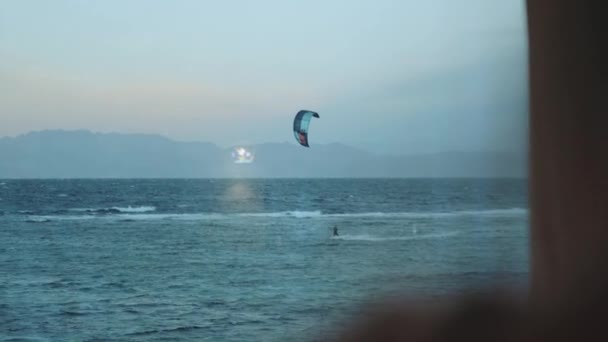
[{"left": 0, "top": 128, "right": 526, "bottom": 157}]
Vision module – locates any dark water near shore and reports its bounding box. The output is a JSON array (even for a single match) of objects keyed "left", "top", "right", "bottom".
[{"left": 0, "top": 179, "right": 528, "bottom": 341}]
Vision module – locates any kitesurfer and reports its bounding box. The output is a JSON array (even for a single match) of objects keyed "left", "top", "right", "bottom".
[{"left": 333, "top": 225, "right": 339, "bottom": 237}]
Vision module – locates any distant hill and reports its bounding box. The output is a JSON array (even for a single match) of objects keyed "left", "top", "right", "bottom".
[{"left": 0, "top": 130, "right": 526, "bottom": 178}]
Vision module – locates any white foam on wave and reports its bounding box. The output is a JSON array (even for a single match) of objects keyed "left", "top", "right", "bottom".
[
  {"left": 116, "top": 211, "right": 322, "bottom": 221},
  {"left": 23, "top": 213, "right": 223, "bottom": 222},
  {"left": 115, "top": 213, "right": 225, "bottom": 221},
  {"left": 332, "top": 232, "right": 457, "bottom": 242},
  {"left": 112, "top": 206, "right": 156, "bottom": 213},
  {"left": 238, "top": 211, "right": 322, "bottom": 218},
  {"left": 239, "top": 209, "right": 523, "bottom": 219},
  {"left": 69, "top": 206, "right": 156, "bottom": 213},
  {"left": 25, "top": 217, "right": 53, "bottom": 223},
  {"left": 22, "top": 208, "right": 526, "bottom": 222},
  {"left": 326, "top": 208, "right": 527, "bottom": 219},
  {"left": 449, "top": 208, "right": 528, "bottom": 217},
  {"left": 25, "top": 215, "right": 98, "bottom": 222}
]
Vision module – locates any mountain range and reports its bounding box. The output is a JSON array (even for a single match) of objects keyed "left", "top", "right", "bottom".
[{"left": 0, "top": 130, "right": 526, "bottom": 178}]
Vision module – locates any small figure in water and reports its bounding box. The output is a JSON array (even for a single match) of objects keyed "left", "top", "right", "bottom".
[{"left": 333, "top": 225, "right": 339, "bottom": 237}]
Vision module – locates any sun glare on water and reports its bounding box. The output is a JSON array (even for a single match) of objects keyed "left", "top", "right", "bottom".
[{"left": 231, "top": 147, "right": 255, "bottom": 164}]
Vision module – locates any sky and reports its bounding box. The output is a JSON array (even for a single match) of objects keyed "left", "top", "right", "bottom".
[{"left": 0, "top": 0, "right": 528, "bottom": 155}]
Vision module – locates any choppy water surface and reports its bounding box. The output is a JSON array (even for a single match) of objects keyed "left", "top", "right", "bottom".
[{"left": 0, "top": 179, "right": 528, "bottom": 341}]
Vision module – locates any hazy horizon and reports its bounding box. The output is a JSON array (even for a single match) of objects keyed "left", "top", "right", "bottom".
[
  {"left": 0, "top": 128, "right": 527, "bottom": 156},
  {"left": 0, "top": 129, "right": 527, "bottom": 178},
  {"left": 1, "top": 0, "right": 528, "bottom": 155}
]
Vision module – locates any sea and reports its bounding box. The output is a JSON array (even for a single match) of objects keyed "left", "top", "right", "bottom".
[{"left": 0, "top": 179, "right": 529, "bottom": 341}]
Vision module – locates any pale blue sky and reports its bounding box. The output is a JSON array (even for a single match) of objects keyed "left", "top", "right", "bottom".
[{"left": 0, "top": 0, "right": 528, "bottom": 154}]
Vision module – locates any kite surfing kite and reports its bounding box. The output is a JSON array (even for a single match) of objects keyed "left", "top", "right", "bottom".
[{"left": 293, "top": 110, "right": 320, "bottom": 147}]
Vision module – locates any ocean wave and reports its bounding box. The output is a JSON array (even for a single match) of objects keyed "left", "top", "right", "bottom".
[
  {"left": 60, "top": 310, "right": 90, "bottom": 317},
  {"left": 331, "top": 232, "right": 457, "bottom": 242},
  {"left": 25, "top": 215, "right": 97, "bottom": 222},
  {"left": 70, "top": 206, "right": 156, "bottom": 214},
  {"left": 126, "top": 325, "right": 206, "bottom": 337},
  {"left": 229, "top": 208, "right": 526, "bottom": 219},
  {"left": 25, "top": 218, "right": 52, "bottom": 223},
  {"left": 119, "top": 213, "right": 226, "bottom": 221},
  {"left": 240, "top": 208, "right": 526, "bottom": 218},
  {"left": 114, "top": 206, "right": 156, "bottom": 213},
  {"left": 238, "top": 210, "right": 322, "bottom": 218},
  {"left": 326, "top": 208, "right": 527, "bottom": 219},
  {"left": 19, "top": 208, "right": 527, "bottom": 222},
  {"left": 22, "top": 213, "right": 216, "bottom": 222}
]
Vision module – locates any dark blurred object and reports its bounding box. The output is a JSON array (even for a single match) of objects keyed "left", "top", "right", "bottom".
[{"left": 335, "top": 0, "right": 607, "bottom": 340}]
